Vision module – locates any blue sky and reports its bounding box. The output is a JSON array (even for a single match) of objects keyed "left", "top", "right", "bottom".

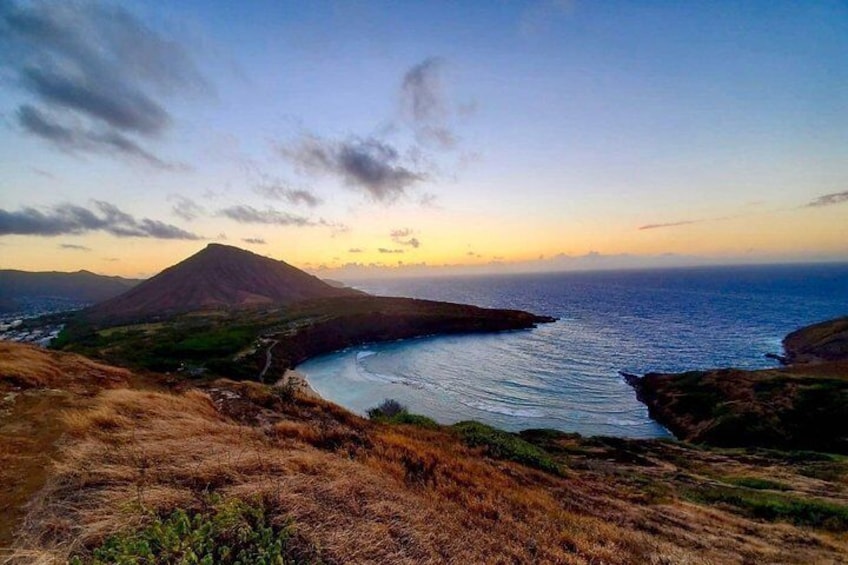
[{"left": 1, "top": 0, "right": 846, "bottom": 277}]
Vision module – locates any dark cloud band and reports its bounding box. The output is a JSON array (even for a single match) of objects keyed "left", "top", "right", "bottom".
[
  {"left": 284, "top": 136, "right": 424, "bottom": 202},
  {"left": 0, "top": 201, "right": 201, "bottom": 239}
]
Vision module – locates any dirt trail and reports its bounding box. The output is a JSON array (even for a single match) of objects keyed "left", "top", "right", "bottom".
[{"left": 258, "top": 339, "right": 279, "bottom": 384}]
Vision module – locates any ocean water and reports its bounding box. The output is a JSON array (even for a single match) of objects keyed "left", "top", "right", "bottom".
[{"left": 298, "top": 264, "right": 848, "bottom": 438}]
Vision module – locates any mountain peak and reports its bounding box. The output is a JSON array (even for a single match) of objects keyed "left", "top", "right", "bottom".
[{"left": 85, "top": 245, "right": 360, "bottom": 322}]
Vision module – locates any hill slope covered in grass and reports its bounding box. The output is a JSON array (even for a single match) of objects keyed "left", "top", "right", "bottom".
[
  {"left": 628, "top": 316, "right": 848, "bottom": 453},
  {"left": 3, "top": 342, "right": 848, "bottom": 564}
]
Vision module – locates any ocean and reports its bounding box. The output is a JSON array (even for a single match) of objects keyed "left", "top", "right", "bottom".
[{"left": 298, "top": 263, "right": 848, "bottom": 438}]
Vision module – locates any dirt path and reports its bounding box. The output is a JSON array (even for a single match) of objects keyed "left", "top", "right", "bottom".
[{"left": 258, "top": 339, "right": 279, "bottom": 384}]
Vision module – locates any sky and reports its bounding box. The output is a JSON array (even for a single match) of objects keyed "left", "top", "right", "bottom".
[{"left": 0, "top": 0, "right": 846, "bottom": 279}]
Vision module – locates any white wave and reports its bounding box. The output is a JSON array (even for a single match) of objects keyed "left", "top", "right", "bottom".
[
  {"left": 356, "top": 350, "right": 376, "bottom": 361},
  {"left": 458, "top": 397, "right": 546, "bottom": 418}
]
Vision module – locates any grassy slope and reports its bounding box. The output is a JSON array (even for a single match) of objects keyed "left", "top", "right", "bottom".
[
  {"left": 3, "top": 343, "right": 848, "bottom": 564},
  {"left": 0, "top": 343, "right": 135, "bottom": 548}
]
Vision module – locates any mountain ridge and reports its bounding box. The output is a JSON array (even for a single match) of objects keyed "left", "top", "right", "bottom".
[
  {"left": 0, "top": 269, "right": 140, "bottom": 312},
  {"left": 83, "top": 243, "right": 361, "bottom": 323}
]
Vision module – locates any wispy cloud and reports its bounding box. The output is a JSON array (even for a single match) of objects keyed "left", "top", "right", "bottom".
[
  {"left": 58, "top": 243, "right": 90, "bottom": 251},
  {"left": 348, "top": 248, "right": 363, "bottom": 253},
  {"left": 390, "top": 228, "right": 421, "bottom": 248},
  {"left": 805, "top": 190, "right": 848, "bottom": 208},
  {"left": 378, "top": 248, "right": 404, "bottom": 254},
  {"left": 1, "top": 1, "right": 205, "bottom": 167},
  {"left": 254, "top": 182, "right": 322, "bottom": 207},
  {"left": 17, "top": 105, "right": 184, "bottom": 170},
  {"left": 283, "top": 135, "right": 424, "bottom": 202},
  {"left": 170, "top": 195, "right": 205, "bottom": 221},
  {"left": 401, "top": 57, "right": 456, "bottom": 149},
  {"left": 638, "top": 220, "right": 699, "bottom": 231},
  {"left": 0, "top": 201, "right": 202, "bottom": 239},
  {"left": 242, "top": 237, "right": 266, "bottom": 245},
  {"left": 217, "top": 205, "right": 314, "bottom": 227}
]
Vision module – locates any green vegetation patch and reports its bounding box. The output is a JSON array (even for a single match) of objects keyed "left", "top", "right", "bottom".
[
  {"left": 452, "top": 420, "right": 561, "bottom": 475},
  {"left": 722, "top": 476, "right": 791, "bottom": 491},
  {"left": 686, "top": 485, "right": 848, "bottom": 531},
  {"left": 367, "top": 399, "right": 439, "bottom": 429},
  {"left": 70, "top": 499, "right": 301, "bottom": 565}
]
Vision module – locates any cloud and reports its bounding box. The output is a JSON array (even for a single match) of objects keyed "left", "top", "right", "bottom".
[
  {"left": 17, "top": 104, "right": 183, "bottom": 170},
  {"left": 284, "top": 135, "right": 424, "bottom": 202},
  {"left": 348, "top": 248, "right": 363, "bottom": 253},
  {"left": 0, "top": 201, "right": 202, "bottom": 239},
  {"left": 254, "top": 182, "right": 322, "bottom": 207},
  {"left": 401, "top": 57, "right": 457, "bottom": 149},
  {"left": 402, "top": 57, "right": 447, "bottom": 124},
  {"left": 1, "top": 0, "right": 204, "bottom": 166},
  {"left": 638, "top": 220, "right": 699, "bottom": 231},
  {"left": 242, "top": 237, "right": 266, "bottom": 245},
  {"left": 378, "top": 248, "right": 404, "bottom": 254},
  {"left": 217, "top": 205, "right": 314, "bottom": 227},
  {"left": 390, "top": 228, "right": 421, "bottom": 248},
  {"left": 58, "top": 243, "right": 90, "bottom": 251},
  {"left": 805, "top": 190, "right": 848, "bottom": 208},
  {"left": 170, "top": 195, "right": 204, "bottom": 221}
]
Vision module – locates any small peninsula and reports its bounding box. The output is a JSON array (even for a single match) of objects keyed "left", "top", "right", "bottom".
[{"left": 627, "top": 316, "right": 848, "bottom": 453}]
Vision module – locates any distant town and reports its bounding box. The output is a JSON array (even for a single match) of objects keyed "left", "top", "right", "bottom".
[{"left": 0, "top": 297, "right": 88, "bottom": 346}]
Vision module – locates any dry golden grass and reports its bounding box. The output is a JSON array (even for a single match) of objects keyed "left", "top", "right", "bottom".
[
  {"left": 0, "top": 342, "right": 130, "bottom": 393},
  {"left": 3, "top": 342, "right": 848, "bottom": 564},
  {"left": 0, "top": 343, "right": 135, "bottom": 549},
  {"left": 5, "top": 378, "right": 847, "bottom": 564}
]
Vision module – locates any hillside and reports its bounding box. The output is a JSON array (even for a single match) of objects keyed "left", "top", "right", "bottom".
[
  {"left": 83, "top": 244, "right": 361, "bottom": 323},
  {"left": 784, "top": 316, "right": 848, "bottom": 364},
  {"left": 58, "top": 295, "right": 555, "bottom": 378},
  {"left": 628, "top": 317, "right": 848, "bottom": 452},
  {"left": 3, "top": 341, "right": 848, "bottom": 563},
  {"left": 0, "top": 270, "right": 139, "bottom": 312},
  {"left": 59, "top": 244, "right": 555, "bottom": 378}
]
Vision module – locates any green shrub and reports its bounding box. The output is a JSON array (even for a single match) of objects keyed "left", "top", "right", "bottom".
[
  {"left": 367, "top": 398, "right": 407, "bottom": 419},
  {"left": 452, "top": 421, "right": 561, "bottom": 475},
  {"left": 70, "top": 499, "right": 298, "bottom": 564},
  {"left": 386, "top": 412, "right": 440, "bottom": 429},
  {"left": 366, "top": 399, "right": 439, "bottom": 429}
]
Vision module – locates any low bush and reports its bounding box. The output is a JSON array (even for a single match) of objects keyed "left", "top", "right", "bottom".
[
  {"left": 366, "top": 399, "right": 439, "bottom": 429},
  {"left": 452, "top": 421, "right": 561, "bottom": 475},
  {"left": 367, "top": 398, "right": 407, "bottom": 419},
  {"left": 70, "top": 499, "right": 299, "bottom": 564}
]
